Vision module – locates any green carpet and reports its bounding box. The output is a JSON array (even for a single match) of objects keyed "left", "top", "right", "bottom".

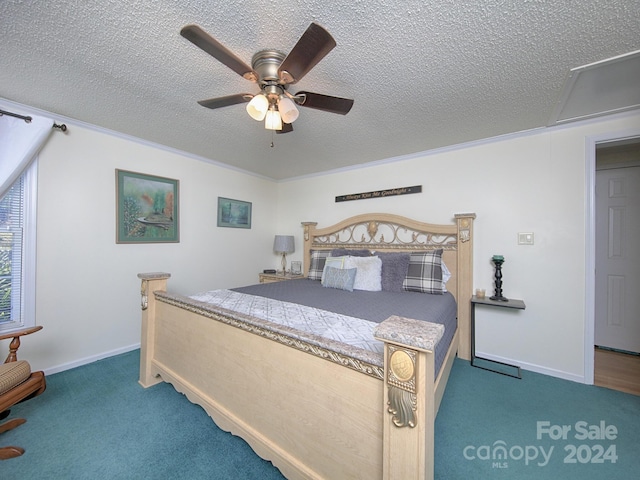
[
  {"left": 1, "top": 351, "right": 638, "bottom": 479},
  {"left": 435, "top": 360, "right": 640, "bottom": 479}
]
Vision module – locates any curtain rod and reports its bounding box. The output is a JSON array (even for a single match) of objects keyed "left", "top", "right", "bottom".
[{"left": 0, "top": 108, "right": 67, "bottom": 132}]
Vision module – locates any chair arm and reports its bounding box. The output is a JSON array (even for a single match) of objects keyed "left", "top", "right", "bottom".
[{"left": 0, "top": 326, "right": 43, "bottom": 363}]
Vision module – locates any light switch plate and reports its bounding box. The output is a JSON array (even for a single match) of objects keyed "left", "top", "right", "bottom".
[{"left": 518, "top": 232, "right": 534, "bottom": 245}]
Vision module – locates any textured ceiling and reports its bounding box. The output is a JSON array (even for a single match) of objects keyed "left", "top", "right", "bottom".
[{"left": 1, "top": 1, "right": 639, "bottom": 180}]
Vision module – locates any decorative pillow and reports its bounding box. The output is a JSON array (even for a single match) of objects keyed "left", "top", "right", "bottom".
[
  {"left": 403, "top": 250, "right": 444, "bottom": 294},
  {"left": 308, "top": 250, "right": 331, "bottom": 280},
  {"left": 330, "top": 248, "right": 371, "bottom": 257},
  {"left": 377, "top": 252, "right": 411, "bottom": 292},
  {"left": 345, "top": 255, "right": 382, "bottom": 291},
  {"left": 442, "top": 260, "right": 451, "bottom": 293},
  {"left": 322, "top": 266, "right": 357, "bottom": 291},
  {"left": 321, "top": 256, "right": 347, "bottom": 283}
]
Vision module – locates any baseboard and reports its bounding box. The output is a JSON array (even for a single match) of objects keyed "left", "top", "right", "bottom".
[
  {"left": 475, "top": 351, "right": 586, "bottom": 384},
  {"left": 596, "top": 345, "right": 640, "bottom": 356},
  {"left": 43, "top": 343, "right": 141, "bottom": 376}
]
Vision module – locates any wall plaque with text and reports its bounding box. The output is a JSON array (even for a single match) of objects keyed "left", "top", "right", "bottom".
[{"left": 335, "top": 185, "right": 422, "bottom": 203}]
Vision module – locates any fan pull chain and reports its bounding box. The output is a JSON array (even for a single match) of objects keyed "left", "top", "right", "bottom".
[{"left": 270, "top": 129, "right": 275, "bottom": 148}]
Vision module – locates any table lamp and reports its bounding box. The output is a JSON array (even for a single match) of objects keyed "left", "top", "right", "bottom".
[{"left": 273, "top": 235, "right": 295, "bottom": 274}]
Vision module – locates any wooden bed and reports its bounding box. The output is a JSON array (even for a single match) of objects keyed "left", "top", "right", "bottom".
[{"left": 138, "top": 212, "right": 475, "bottom": 480}]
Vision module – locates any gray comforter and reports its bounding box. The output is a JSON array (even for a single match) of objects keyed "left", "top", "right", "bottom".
[{"left": 233, "top": 278, "right": 457, "bottom": 375}]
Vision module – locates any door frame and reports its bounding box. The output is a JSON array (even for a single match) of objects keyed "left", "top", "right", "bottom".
[{"left": 585, "top": 128, "right": 640, "bottom": 384}]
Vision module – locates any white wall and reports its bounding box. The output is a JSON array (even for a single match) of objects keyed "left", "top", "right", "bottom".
[
  {"left": 10, "top": 123, "right": 278, "bottom": 373},
  {"left": 276, "top": 112, "right": 640, "bottom": 382},
  {"left": 4, "top": 106, "right": 639, "bottom": 382}
]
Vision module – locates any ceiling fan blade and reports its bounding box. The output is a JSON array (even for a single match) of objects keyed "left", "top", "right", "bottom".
[
  {"left": 295, "top": 91, "right": 354, "bottom": 115},
  {"left": 278, "top": 23, "right": 336, "bottom": 84},
  {"left": 180, "top": 24, "right": 257, "bottom": 82},
  {"left": 277, "top": 122, "right": 294, "bottom": 134},
  {"left": 197, "top": 94, "right": 252, "bottom": 109}
]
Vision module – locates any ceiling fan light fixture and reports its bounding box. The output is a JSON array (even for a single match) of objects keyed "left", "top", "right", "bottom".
[
  {"left": 264, "top": 107, "right": 283, "bottom": 130},
  {"left": 246, "top": 94, "right": 269, "bottom": 121},
  {"left": 278, "top": 96, "right": 299, "bottom": 124},
  {"left": 182, "top": 23, "right": 354, "bottom": 134}
]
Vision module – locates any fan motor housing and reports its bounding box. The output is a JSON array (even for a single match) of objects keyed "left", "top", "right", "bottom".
[{"left": 251, "top": 50, "right": 286, "bottom": 85}]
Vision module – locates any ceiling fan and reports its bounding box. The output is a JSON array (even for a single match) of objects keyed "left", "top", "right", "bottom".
[{"left": 180, "top": 22, "right": 354, "bottom": 133}]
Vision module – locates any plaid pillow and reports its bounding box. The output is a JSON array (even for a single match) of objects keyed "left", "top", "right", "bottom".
[
  {"left": 308, "top": 249, "right": 331, "bottom": 280},
  {"left": 403, "top": 249, "right": 444, "bottom": 294}
]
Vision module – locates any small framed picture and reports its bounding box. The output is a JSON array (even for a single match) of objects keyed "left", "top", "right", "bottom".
[
  {"left": 116, "top": 169, "right": 179, "bottom": 243},
  {"left": 217, "top": 197, "right": 252, "bottom": 229},
  {"left": 291, "top": 261, "right": 302, "bottom": 275}
]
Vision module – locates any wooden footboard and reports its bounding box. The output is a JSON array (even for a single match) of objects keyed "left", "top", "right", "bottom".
[
  {"left": 139, "top": 274, "right": 455, "bottom": 480},
  {"left": 137, "top": 212, "right": 474, "bottom": 479}
]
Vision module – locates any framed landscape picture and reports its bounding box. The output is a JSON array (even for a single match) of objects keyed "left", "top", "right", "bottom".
[
  {"left": 116, "top": 169, "right": 179, "bottom": 243},
  {"left": 217, "top": 197, "right": 252, "bottom": 229}
]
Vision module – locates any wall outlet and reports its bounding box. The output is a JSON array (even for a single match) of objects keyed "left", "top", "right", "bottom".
[{"left": 518, "top": 232, "right": 534, "bottom": 245}]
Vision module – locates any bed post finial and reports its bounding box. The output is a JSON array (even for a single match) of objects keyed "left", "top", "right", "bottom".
[{"left": 454, "top": 212, "right": 475, "bottom": 243}]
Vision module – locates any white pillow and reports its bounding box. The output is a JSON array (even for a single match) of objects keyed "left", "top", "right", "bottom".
[
  {"left": 442, "top": 260, "right": 451, "bottom": 292},
  {"left": 345, "top": 255, "right": 382, "bottom": 291}
]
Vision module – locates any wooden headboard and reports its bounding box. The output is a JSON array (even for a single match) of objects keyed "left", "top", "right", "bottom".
[{"left": 301, "top": 212, "right": 476, "bottom": 359}]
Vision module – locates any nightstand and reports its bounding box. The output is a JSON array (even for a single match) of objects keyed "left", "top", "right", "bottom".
[
  {"left": 471, "top": 295, "right": 526, "bottom": 378},
  {"left": 258, "top": 272, "right": 303, "bottom": 284}
]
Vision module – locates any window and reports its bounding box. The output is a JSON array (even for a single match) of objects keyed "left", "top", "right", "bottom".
[{"left": 0, "top": 163, "right": 36, "bottom": 333}]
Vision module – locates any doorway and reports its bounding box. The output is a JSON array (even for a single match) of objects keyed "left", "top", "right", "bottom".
[{"left": 593, "top": 139, "right": 640, "bottom": 394}]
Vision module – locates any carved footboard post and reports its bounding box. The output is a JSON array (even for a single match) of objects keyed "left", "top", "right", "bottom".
[
  {"left": 454, "top": 213, "right": 475, "bottom": 361},
  {"left": 374, "top": 316, "right": 444, "bottom": 480},
  {"left": 137, "top": 272, "right": 171, "bottom": 388}
]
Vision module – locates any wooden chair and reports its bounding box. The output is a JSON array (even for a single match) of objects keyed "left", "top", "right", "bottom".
[{"left": 0, "top": 326, "right": 46, "bottom": 460}]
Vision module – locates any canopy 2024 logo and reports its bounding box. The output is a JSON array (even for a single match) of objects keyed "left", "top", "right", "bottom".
[{"left": 463, "top": 420, "right": 618, "bottom": 469}]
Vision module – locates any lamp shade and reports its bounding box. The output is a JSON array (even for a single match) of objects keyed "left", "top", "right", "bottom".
[
  {"left": 264, "top": 108, "right": 283, "bottom": 130},
  {"left": 278, "top": 96, "right": 299, "bottom": 124},
  {"left": 273, "top": 235, "right": 295, "bottom": 254},
  {"left": 246, "top": 94, "right": 269, "bottom": 121}
]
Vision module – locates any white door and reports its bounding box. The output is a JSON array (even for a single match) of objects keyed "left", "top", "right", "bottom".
[{"left": 595, "top": 166, "right": 640, "bottom": 353}]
